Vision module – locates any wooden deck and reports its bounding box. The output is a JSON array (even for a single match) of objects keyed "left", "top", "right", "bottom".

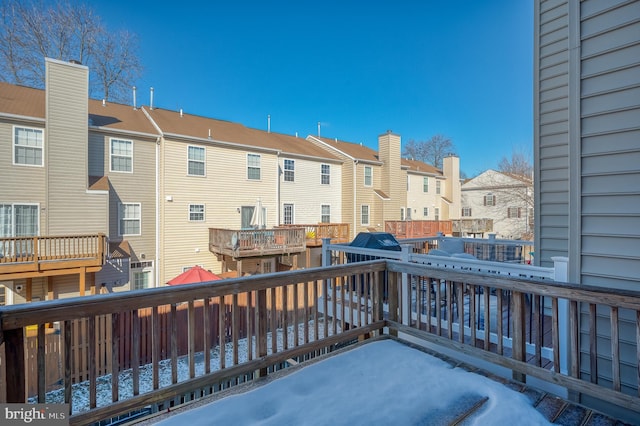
[
  {"left": 1, "top": 260, "right": 639, "bottom": 425},
  {"left": 208, "top": 227, "right": 306, "bottom": 258},
  {"left": 0, "top": 234, "right": 107, "bottom": 279}
]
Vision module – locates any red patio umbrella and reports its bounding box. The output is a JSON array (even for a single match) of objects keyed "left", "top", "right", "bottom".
[{"left": 167, "top": 265, "right": 221, "bottom": 285}]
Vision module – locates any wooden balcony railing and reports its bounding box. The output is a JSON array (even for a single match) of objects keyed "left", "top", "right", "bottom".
[
  {"left": 277, "top": 223, "right": 350, "bottom": 246},
  {"left": 451, "top": 218, "right": 494, "bottom": 234},
  {"left": 385, "top": 220, "right": 452, "bottom": 239},
  {"left": 1, "top": 260, "right": 639, "bottom": 424},
  {"left": 0, "top": 234, "right": 107, "bottom": 275},
  {"left": 209, "top": 228, "right": 306, "bottom": 258}
]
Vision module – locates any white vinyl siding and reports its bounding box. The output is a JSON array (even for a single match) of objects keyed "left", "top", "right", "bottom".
[
  {"left": 119, "top": 203, "right": 141, "bottom": 236},
  {"left": 247, "top": 154, "right": 261, "bottom": 180},
  {"left": 188, "top": 146, "right": 205, "bottom": 176},
  {"left": 321, "top": 164, "right": 330, "bottom": 185},
  {"left": 284, "top": 159, "right": 295, "bottom": 182},
  {"left": 189, "top": 204, "right": 205, "bottom": 222},
  {"left": 110, "top": 138, "right": 133, "bottom": 172},
  {"left": 13, "top": 126, "right": 43, "bottom": 166}
]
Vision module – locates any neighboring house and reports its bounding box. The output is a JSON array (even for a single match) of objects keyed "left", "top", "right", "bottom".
[
  {"left": 461, "top": 169, "right": 533, "bottom": 239},
  {"left": 0, "top": 58, "right": 159, "bottom": 303},
  {"left": 534, "top": 0, "right": 639, "bottom": 415},
  {"left": 308, "top": 132, "right": 461, "bottom": 238},
  {"left": 403, "top": 156, "right": 461, "bottom": 224},
  {"left": 142, "top": 108, "right": 342, "bottom": 284}
]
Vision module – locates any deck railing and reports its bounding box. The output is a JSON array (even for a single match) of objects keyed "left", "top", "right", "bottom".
[
  {"left": 1, "top": 260, "right": 639, "bottom": 424},
  {"left": 208, "top": 228, "right": 306, "bottom": 258},
  {"left": 277, "top": 223, "right": 350, "bottom": 246},
  {"left": 385, "top": 220, "right": 452, "bottom": 238},
  {"left": 0, "top": 234, "right": 107, "bottom": 274}
]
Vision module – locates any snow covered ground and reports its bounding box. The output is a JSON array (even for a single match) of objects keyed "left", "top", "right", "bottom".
[{"left": 153, "top": 339, "right": 553, "bottom": 426}]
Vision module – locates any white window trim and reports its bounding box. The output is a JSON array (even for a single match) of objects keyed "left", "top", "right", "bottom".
[
  {"left": 423, "top": 177, "right": 429, "bottom": 193},
  {"left": 283, "top": 159, "right": 295, "bottom": 182},
  {"left": 283, "top": 203, "right": 295, "bottom": 225},
  {"left": 131, "top": 260, "right": 154, "bottom": 290},
  {"left": 321, "top": 204, "right": 331, "bottom": 223},
  {"left": 321, "top": 164, "right": 331, "bottom": 185},
  {"left": 247, "top": 153, "right": 261, "bottom": 180},
  {"left": 0, "top": 203, "right": 40, "bottom": 237},
  {"left": 361, "top": 204, "right": 370, "bottom": 225},
  {"left": 13, "top": 125, "right": 44, "bottom": 167},
  {"left": 187, "top": 145, "right": 206, "bottom": 177},
  {"left": 423, "top": 207, "right": 429, "bottom": 217},
  {"left": 119, "top": 202, "right": 141, "bottom": 236},
  {"left": 110, "top": 138, "right": 134, "bottom": 173},
  {"left": 188, "top": 204, "right": 205, "bottom": 222},
  {"left": 364, "top": 166, "right": 373, "bottom": 187}
]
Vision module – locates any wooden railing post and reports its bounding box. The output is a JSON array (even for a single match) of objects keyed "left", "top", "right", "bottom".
[
  {"left": 400, "top": 245, "right": 411, "bottom": 325},
  {"left": 511, "top": 290, "right": 526, "bottom": 382},
  {"left": 256, "top": 288, "right": 268, "bottom": 377},
  {"left": 387, "top": 267, "right": 399, "bottom": 337},
  {"left": 3, "top": 327, "right": 26, "bottom": 402}
]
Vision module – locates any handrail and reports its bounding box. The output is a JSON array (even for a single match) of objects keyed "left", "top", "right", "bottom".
[{"left": 1, "top": 258, "right": 639, "bottom": 424}]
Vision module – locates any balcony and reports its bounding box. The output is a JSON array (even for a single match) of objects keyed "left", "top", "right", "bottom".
[
  {"left": 1, "top": 256, "right": 638, "bottom": 424},
  {"left": 385, "top": 220, "right": 452, "bottom": 239},
  {"left": 277, "top": 223, "right": 350, "bottom": 246},
  {"left": 0, "top": 234, "right": 107, "bottom": 279},
  {"left": 452, "top": 218, "right": 494, "bottom": 235},
  {"left": 208, "top": 227, "right": 306, "bottom": 259}
]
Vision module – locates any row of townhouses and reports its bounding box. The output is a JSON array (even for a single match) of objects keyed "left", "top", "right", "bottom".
[{"left": 0, "top": 58, "right": 465, "bottom": 304}]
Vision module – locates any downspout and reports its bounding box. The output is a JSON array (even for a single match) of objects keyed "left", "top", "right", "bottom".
[
  {"left": 353, "top": 159, "right": 358, "bottom": 238},
  {"left": 155, "top": 136, "right": 160, "bottom": 287}
]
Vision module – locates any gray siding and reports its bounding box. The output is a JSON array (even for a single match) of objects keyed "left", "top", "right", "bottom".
[
  {"left": 535, "top": 0, "right": 571, "bottom": 266},
  {"left": 536, "top": 0, "right": 640, "bottom": 413},
  {"left": 44, "top": 59, "right": 108, "bottom": 235}
]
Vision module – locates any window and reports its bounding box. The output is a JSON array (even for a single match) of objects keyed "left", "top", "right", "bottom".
[
  {"left": 423, "top": 177, "right": 429, "bottom": 193},
  {"left": 462, "top": 207, "right": 472, "bottom": 217},
  {"left": 484, "top": 194, "right": 496, "bottom": 206},
  {"left": 364, "top": 166, "right": 372, "bottom": 186},
  {"left": 188, "top": 146, "right": 205, "bottom": 176},
  {"left": 119, "top": 203, "right": 141, "bottom": 235},
  {"left": 0, "top": 204, "right": 39, "bottom": 237},
  {"left": 189, "top": 204, "right": 205, "bottom": 221},
  {"left": 110, "top": 138, "right": 133, "bottom": 172},
  {"left": 321, "top": 205, "right": 331, "bottom": 223},
  {"left": 283, "top": 204, "right": 294, "bottom": 225},
  {"left": 361, "top": 205, "right": 370, "bottom": 225},
  {"left": 436, "top": 180, "right": 441, "bottom": 194},
  {"left": 400, "top": 208, "right": 405, "bottom": 221},
  {"left": 423, "top": 207, "right": 429, "bottom": 217},
  {"left": 321, "top": 164, "right": 330, "bottom": 185},
  {"left": 508, "top": 207, "right": 522, "bottom": 218},
  {"left": 131, "top": 261, "right": 153, "bottom": 290},
  {"left": 434, "top": 208, "right": 440, "bottom": 221},
  {"left": 284, "top": 159, "right": 295, "bottom": 182},
  {"left": 14, "top": 126, "right": 43, "bottom": 166},
  {"left": 247, "top": 154, "right": 261, "bottom": 180}
]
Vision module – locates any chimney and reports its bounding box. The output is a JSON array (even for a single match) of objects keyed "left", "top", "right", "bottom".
[
  {"left": 267, "top": 115, "right": 271, "bottom": 133},
  {"left": 132, "top": 86, "right": 137, "bottom": 109},
  {"left": 150, "top": 87, "right": 154, "bottom": 110},
  {"left": 317, "top": 122, "right": 321, "bottom": 137},
  {"left": 378, "top": 130, "right": 403, "bottom": 220}
]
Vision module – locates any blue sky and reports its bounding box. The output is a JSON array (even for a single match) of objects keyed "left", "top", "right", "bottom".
[{"left": 88, "top": 1, "right": 533, "bottom": 177}]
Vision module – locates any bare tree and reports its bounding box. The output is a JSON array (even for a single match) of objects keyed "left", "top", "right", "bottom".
[
  {"left": 0, "top": 0, "right": 141, "bottom": 102},
  {"left": 498, "top": 148, "right": 533, "bottom": 178},
  {"left": 403, "top": 134, "right": 457, "bottom": 169}
]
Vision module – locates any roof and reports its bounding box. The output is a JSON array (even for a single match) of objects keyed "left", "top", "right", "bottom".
[
  {"left": 167, "top": 265, "right": 221, "bottom": 285},
  {"left": 109, "top": 240, "right": 131, "bottom": 259},
  {"left": 310, "top": 136, "right": 380, "bottom": 163},
  {"left": 145, "top": 108, "right": 340, "bottom": 161},
  {"left": 401, "top": 158, "right": 442, "bottom": 175},
  {"left": 0, "top": 81, "right": 159, "bottom": 136}
]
